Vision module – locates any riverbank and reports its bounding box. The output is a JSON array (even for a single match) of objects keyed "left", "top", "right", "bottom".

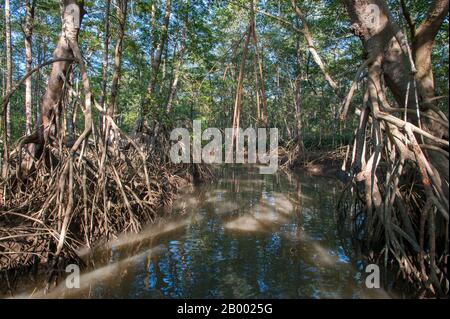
[
  {"left": 280, "top": 144, "right": 348, "bottom": 180},
  {"left": 0, "top": 134, "right": 213, "bottom": 295}
]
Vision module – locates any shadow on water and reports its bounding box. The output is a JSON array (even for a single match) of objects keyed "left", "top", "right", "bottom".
[{"left": 12, "top": 165, "right": 405, "bottom": 299}]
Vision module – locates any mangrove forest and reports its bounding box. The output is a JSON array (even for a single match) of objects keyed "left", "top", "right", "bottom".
[{"left": 0, "top": 0, "right": 448, "bottom": 300}]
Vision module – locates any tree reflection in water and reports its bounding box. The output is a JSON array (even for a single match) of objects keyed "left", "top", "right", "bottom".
[{"left": 16, "top": 166, "right": 402, "bottom": 299}]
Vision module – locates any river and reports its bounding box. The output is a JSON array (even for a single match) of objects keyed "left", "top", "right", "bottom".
[{"left": 12, "top": 165, "right": 406, "bottom": 298}]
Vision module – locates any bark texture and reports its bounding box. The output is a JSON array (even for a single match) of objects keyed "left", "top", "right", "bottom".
[
  {"left": 341, "top": 0, "right": 449, "bottom": 296},
  {"left": 39, "top": 0, "right": 84, "bottom": 151},
  {"left": 24, "top": 0, "right": 35, "bottom": 135}
]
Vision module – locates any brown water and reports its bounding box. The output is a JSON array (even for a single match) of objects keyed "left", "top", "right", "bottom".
[{"left": 13, "top": 165, "right": 404, "bottom": 299}]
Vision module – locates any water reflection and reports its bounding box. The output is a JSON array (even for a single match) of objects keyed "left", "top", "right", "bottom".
[{"left": 14, "top": 165, "right": 396, "bottom": 299}]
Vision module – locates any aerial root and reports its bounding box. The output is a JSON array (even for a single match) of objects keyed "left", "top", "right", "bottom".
[
  {"left": 337, "top": 60, "right": 449, "bottom": 297},
  {"left": 0, "top": 128, "right": 202, "bottom": 292}
]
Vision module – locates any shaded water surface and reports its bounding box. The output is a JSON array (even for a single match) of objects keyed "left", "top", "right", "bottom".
[{"left": 15, "top": 166, "right": 400, "bottom": 298}]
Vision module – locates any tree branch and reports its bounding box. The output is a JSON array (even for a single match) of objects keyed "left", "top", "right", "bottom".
[
  {"left": 1, "top": 58, "right": 76, "bottom": 117},
  {"left": 400, "top": 0, "right": 416, "bottom": 39}
]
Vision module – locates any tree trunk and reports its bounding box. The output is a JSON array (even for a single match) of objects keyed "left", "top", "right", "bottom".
[
  {"left": 342, "top": 0, "right": 449, "bottom": 295},
  {"left": 411, "top": 0, "right": 449, "bottom": 136},
  {"left": 294, "top": 28, "right": 305, "bottom": 158},
  {"left": 24, "top": 0, "right": 35, "bottom": 136},
  {"left": 165, "top": 29, "right": 187, "bottom": 115},
  {"left": 291, "top": 0, "right": 339, "bottom": 94},
  {"left": 5, "top": 0, "right": 12, "bottom": 140},
  {"left": 150, "top": 23, "right": 188, "bottom": 148},
  {"left": 38, "top": 0, "right": 84, "bottom": 153},
  {"left": 100, "top": 0, "right": 111, "bottom": 129},
  {"left": 250, "top": 0, "right": 267, "bottom": 126},
  {"left": 231, "top": 24, "right": 252, "bottom": 150},
  {"left": 2, "top": 0, "right": 12, "bottom": 178},
  {"left": 35, "top": 32, "right": 44, "bottom": 125},
  {"left": 344, "top": 0, "right": 448, "bottom": 194},
  {"left": 109, "top": 0, "right": 128, "bottom": 123},
  {"left": 142, "top": 0, "right": 172, "bottom": 120}
]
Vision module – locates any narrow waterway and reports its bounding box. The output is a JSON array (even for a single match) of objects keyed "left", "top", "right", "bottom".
[{"left": 14, "top": 166, "right": 405, "bottom": 298}]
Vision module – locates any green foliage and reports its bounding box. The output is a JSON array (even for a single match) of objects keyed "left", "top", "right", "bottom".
[{"left": 1, "top": 0, "right": 448, "bottom": 148}]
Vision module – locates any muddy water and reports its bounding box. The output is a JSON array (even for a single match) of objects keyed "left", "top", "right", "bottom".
[{"left": 14, "top": 166, "right": 404, "bottom": 298}]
